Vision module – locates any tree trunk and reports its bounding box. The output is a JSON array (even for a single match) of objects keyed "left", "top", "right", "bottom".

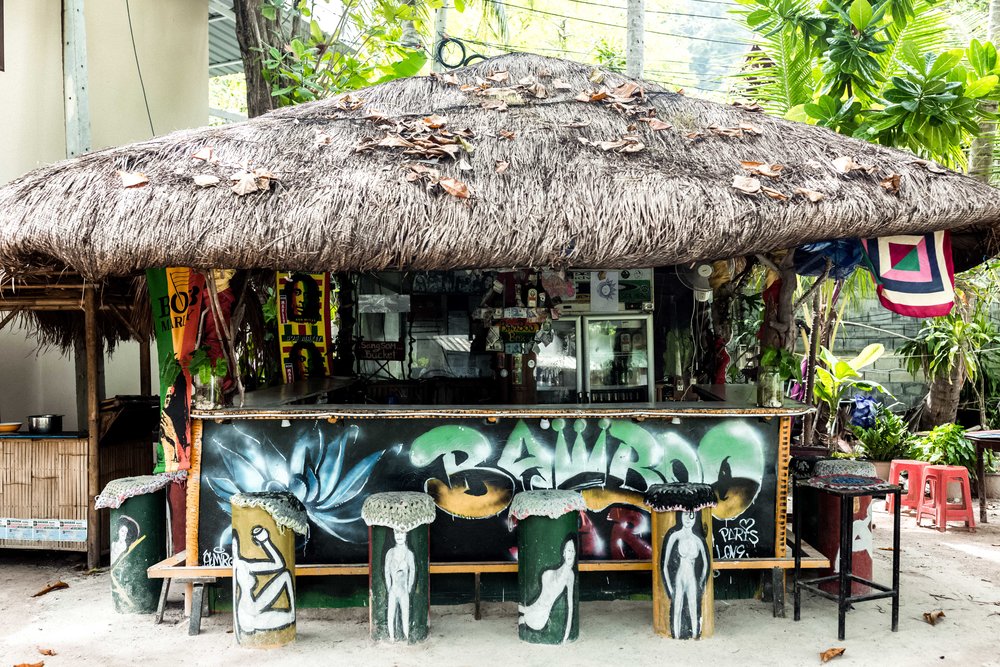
[
  {"left": 760, "top": 257, "right": 797, "bottom": 353},
  {"left": 233, "top": 0, "right": 281, "bottom": 118},
  {"left": 921, "top": 363, "right": 966, "bottom": 429},
  {"left": 968, "top": 0, "right": 1000, "bottom": 182}
]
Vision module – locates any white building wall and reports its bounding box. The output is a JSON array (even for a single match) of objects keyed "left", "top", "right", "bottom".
[{"left": 0, "top": 0, "right": 206, "bottom": 429}]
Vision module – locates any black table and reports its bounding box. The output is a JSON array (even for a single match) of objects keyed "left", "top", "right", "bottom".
[
  {"left": 968, "top": 431, "right": 1000, "bottom": 524},
  {"left": 793, "top": 474, "right": 901, "bottom": 640}
]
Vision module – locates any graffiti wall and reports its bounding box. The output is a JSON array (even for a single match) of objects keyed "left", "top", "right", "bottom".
[{"left": 198, "top": 416, "right": 780, "bottom": 565}]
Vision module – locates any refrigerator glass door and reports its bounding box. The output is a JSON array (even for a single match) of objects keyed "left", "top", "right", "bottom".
[
  {"left": 534, "top": 318, "right": 581, "bottom": 403},
  {"left": 585, "top": 316, "right": 652, "bottom": 402}
]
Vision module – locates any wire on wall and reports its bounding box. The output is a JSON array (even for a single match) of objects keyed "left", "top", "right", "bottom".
[{"left": 125, "top": 0, "right": 155, "bottom": 137}]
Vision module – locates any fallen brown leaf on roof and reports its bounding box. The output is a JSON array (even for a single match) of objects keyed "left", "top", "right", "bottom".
[
  {"left": 527, "top": 83, "right": 548, "bottom": 99},
  {"left": 441, "top": 73, "right": 460, "bottom": 86},
  {"left": 613, "top": 82, "right": 642, "bottom": 99},
  {"left": 499, "top": 130, "right": 516, "bottom": 141},
  {"left": 552, "top": 78, "right": 572, "bottom": 91},
  {"left": 794, "top": 187, "right": 827, "bottom": 203},
  {"left": 31, "top": 581, "right": 69, "bottom": 598},
  {"left": 193, "top": 174, "right": 220, "bottom": 188},
  {"left": 422, "top": 114, "right": 448, "bottom": 129},
  {"left": 588, "top": 69, "right": 605, "bottom": 84},
  {"left": 741, "top": 161, "right": 784, "bottom": 178},
  {"left": 924, "top": 610, "right": 946, "bottom": 626},
  {"left": 639, "top": 118, "right": 673, "bottom": 131},
  {"left": 495, "top": 160, "right": 510, "bottom": 174},
  {"left": 762, "top": 186, "right": 789, "bottom": 201},
  {"left": 912, "top": 159, "right": 948, "bottom": 174},
  {"left": 481, "top": 99, "right": 509, "bottom": 111},
  {"left": 739, "top": 122, "right": 764, "bottom": 135},
  {"left": 820, "top": 647, "right": 845, "bottom": 663},
  {"left": 191, "top": 147, "right": 214, "bottom": 162},
  {"left": 833, "top": 155, "right": 873, "bottom": 175},
  {"left": 118, "top": 171, "right": 149, "bottom": 189},
  {"left": 733, "top": 175, "right": 762, "bottom": 195},
  {"left": 439, "top": 177, "right": 471, "bottom": 199},
  {"left": 487, "top": 71, "right": 509, "bottom": 83},
  {"left": 881, "top": 173, "right": 901, "bottom": 194}
]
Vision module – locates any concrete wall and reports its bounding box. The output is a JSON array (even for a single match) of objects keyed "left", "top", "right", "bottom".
[{"left": 0, "top": 0, "right": 206, "bottom": 429}]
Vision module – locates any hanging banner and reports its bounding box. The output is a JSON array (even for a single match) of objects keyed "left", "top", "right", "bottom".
[
  {"left": 862, "top": 231, "right": 955, "bottom": 318},
  {"left": 276, "top": 272, "right": 333, "bottom": 383},
  {"left": 147, "top": 268, "right": 207, "bottom": 473}
]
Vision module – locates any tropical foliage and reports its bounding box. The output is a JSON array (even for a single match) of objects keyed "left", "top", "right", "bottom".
[
  {"left": 734, "top": 0, "right": 1000, "bottom": 167},
  {"left": 850, "top": 404, "right": 917, "bottom": 461},
  {"left": 915, "top": 422, "right": 980, "bottom": 476},
  {"left": 814, "top": 343, "right": 889, "bottom": 436}
]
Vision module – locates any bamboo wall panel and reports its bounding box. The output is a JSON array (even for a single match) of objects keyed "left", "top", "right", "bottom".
[{"left": 0, "top": 435, "right": 153, "bottom": 552}]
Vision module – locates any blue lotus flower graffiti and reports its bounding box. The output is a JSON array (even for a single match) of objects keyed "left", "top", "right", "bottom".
[{"left": 205, "top": 423, "right": 385, "bottom": 544}]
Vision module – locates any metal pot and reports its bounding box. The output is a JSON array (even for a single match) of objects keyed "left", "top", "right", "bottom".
[{"left": 28, "top": 414, "right": 63, "bottom": 434}]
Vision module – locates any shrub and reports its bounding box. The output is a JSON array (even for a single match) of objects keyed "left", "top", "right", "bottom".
[{"left": 850, "top": 405, "right": 916, "bottom": 462}]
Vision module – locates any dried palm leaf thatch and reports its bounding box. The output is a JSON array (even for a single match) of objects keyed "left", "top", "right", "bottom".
[{"left": 0, "top": 53, "right": 998, "bottom": 280}]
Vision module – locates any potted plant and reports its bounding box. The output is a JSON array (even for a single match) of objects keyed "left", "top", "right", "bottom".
[
  {"left": 188, "top": 347, "right": 228, "bottom": 410},
  {"left": 757, "top": 346, "right": 800, "bottom": 408},
  {"left": 850, "top": 403, "right": 917, "bottom": 480}
]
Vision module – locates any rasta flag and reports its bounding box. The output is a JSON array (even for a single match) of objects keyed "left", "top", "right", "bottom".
[
  {"left": 276, "top": 272, "right": 333, "bottom": 383},
  {"left": 861, "top": 231, "right": 955, "bottom": 318},
  {"left": 147, "top": 268, "right": 234, "bottom": 473}
]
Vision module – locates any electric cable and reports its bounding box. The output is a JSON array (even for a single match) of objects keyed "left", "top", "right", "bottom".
[{"left": 125, "top": 0, "right": 155, "bottom": 137}]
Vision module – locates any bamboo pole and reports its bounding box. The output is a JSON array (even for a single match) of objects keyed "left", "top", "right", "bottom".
[{"left": 84, "top": 285, "right": 101, "bottom": 569}]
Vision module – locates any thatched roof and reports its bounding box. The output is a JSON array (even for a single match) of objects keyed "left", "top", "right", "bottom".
[{"left": 1, "top": 53, "right": 999, "bottom": 279}]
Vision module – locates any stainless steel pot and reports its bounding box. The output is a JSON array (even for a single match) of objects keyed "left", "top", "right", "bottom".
[{"left": 28, "top": 414, "right": 63, "bottom": 434}]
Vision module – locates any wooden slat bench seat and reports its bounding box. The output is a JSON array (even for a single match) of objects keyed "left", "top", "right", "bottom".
[{"left": 149, "top": 537, "right": 829, "bottom": 631}]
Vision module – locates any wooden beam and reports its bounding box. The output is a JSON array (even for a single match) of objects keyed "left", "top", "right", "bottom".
[
  {"left": 0, "top": 307, "right": 22, "bottom": 332},
  {"left": 84, "top": 285, "right": 100, "bottom": 569},
  {"left": 63, "top": 0, "right": 91, "bottom": 157},
  {"left": 139, "top": 336, "right": 152, "bottom": 396}
]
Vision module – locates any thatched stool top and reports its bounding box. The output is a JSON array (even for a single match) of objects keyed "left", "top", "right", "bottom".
[
  {"left": 95, "top": 472, "right": 185, "bottom": 510},
  {"left": 362, "top": 492, "right": 437, "bottom": 532},
  {"left": 231, "top": 491, "right": 309, "bottom": 536},
  {"left": 802, "top": 475, "right": 898, "bottom": 494},
  {"left": 509, "top": 490, "right": 587, "bottom": 520},
  {"left": 644, "top": 483, "right": 718, "bottom": 513},
  {"left": 814, "top": 459, "right": 878, "bottom": 478}
]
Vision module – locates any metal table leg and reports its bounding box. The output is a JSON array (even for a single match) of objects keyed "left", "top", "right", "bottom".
[
  {"left": 793, "top": 479, "right": 802, "bottom": 622},
  {"left": 838, "top": 494, "right": 851, "bottom": 641},
  {"left": 892, "top": 489, "right": 901, "bottom": 632}
]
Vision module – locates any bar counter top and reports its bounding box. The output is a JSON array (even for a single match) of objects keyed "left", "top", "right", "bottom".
[{"left": 194, "top": 396, "right": 811, "bottom": 421}]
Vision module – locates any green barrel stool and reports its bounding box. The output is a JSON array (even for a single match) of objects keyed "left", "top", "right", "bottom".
[
  {"left": 645, "top": 483, "right": 718, "bottom": 640},
  {"left": 230, "top": 491, "right": 308, "bottom": 648},
  {"left": 510, "top": 489, "right": 587, "bottom": 644},
  {"left": 362, "top": 492, "right": 437, "bottom": 643},
  {"left": 95, "top": 475, "right": 173, "bottom": 614}
]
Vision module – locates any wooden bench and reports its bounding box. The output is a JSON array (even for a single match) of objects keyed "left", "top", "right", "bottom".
[{"left": 149, "top": 537, "right": 829, "bottom": 631}]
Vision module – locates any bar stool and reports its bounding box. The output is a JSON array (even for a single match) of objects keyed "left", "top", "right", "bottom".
[
  {"left": 644, "top": 482, "right": 718, "bottom": 640},
  {"left": 510, "top": 490, "right": 587, "bottom": 645},
  {"left": 887, "top": 460, "right": 928, "bottom": 514},
  {"left": 362, "top": 492, "right": 437, "bottom": 643},
  {"left": 230, "top": 492, "right": 308, "bottom": 648},
  {"left": 917, "top": 465, "right": 976, "bottom": 532},
  {"left": 794, "top": 474, "right": 901, "bottom": 640}
]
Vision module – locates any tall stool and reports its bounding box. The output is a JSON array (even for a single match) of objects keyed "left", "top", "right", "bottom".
[
  {"left": 510, "top": 490, "right": 587, "bottom": 644},
  {"left": 645, "top": 483, "right": 718, "bottom": 640},
  {"left": 917, "top": 465, "right": 976, "bottom": 532},
  {"left": 887, "top": 460, "right": 928, "bottom": 514},
  {"left": 794, "top": 474, "right": 901, "bottom": 640},
  {"left": 362, "top": 492, "right": 436, "bottom": 643},
  {"left": 231, "top": 492, "right": 308, "bottom": 648},
  {"left": 95, "top": 475, "right": 172, "bottom": 614}
]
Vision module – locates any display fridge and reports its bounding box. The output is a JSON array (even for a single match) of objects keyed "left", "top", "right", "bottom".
[{"left": 534, "top": 314, "right": 654, "bottom": 404}]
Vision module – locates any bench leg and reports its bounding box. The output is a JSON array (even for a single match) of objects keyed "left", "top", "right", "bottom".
[
  {"left": 188, "top": 584, "right": 206, "bottom": 636},
  {"left": 772, "top": 567, "right": 785, "bottom": 618},
  {"left": 474, "top": 572, "right": 482, "bottom": 621},
  {"left": 155, "top": 578, "right": 171, "bottom": 625}
]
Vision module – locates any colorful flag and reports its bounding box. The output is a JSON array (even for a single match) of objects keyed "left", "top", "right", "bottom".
[{"left": 861, "top": 230, "right": 955, "bottom": 318}]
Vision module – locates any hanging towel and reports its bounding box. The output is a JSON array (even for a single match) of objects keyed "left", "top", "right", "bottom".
[{"left": 861, "top": 230, "right": 955, "bottom": 318}]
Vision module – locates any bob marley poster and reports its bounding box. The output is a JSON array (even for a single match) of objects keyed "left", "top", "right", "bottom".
[{"left": 276, "top": 272, "right": 333, "bottom": 383}]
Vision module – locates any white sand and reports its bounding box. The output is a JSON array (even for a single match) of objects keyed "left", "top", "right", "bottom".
[{"left": 3, "top": 503, "right": 1000, "bottom": 667}]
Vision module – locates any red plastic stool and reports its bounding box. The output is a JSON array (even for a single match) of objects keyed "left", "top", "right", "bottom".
[
  {"left": 887, "top": 460, "right": 928, "bottom": 514},
  {"left": 917, "top": 465, "right": 976, "bottom": 532}
]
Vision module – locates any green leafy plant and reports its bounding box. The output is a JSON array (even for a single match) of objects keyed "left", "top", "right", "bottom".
[
  {"left": 916, "top": 422, "right": 977, "bottom": 476},
  {"left": 188, "top": 347, "right": 229, "bottom": 386},
  {"left": 760, "top": 345, "right": 802, "bottom": 381},
  {"left": 850, "top": 405, "right": 916, "bottom": 461},
  {"left": 814, "top": 343, "right": 889, "bottom": 436}
]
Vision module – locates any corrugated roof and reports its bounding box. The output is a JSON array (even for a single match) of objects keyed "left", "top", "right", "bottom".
[{"left": 208, "top": 0, "right": 242, "bottom": 77}]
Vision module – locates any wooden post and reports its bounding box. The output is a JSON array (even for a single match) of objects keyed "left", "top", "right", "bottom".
[
  {"left": 63, "top": 0, "right": 91, "bottom": 157},
  {"left": 626, "top": 0, "right": 645, "bottom": 79},
  {"left": 84, "top": 285, "right": 101, "bottom": 569},
  {"left": 139, "top": 336, "right": 152, "bottom": 396}
]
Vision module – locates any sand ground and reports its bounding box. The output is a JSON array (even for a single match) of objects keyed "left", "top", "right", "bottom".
[{"left": 3, "top": 502, "right": 1000, "bottom": 667}]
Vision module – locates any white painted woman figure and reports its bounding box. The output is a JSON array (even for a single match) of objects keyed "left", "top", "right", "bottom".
[
  {"left": 664, "top": 510, "right": 709, "bottom": 638},
  {"left": 233, "top": 525, "right": 295, "bottom": 635},
  {"left": 518, "top": 539, "right": 577, "bottom": 643},
  {"left": 384, "top": 529, "right": 416, "bottom": 642}
]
